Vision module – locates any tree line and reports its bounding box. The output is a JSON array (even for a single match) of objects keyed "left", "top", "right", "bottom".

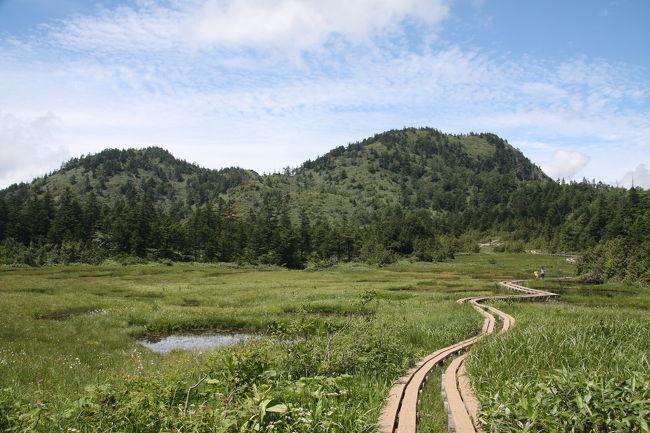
[
  {"left": 0, "top": 184, "right": 470, "bottom": 268},
  {"left": 0, "top": 179, "right": 647, "bottom": 283}
]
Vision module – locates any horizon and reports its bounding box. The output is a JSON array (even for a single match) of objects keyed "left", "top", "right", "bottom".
[{"left": 1, "top": 0, "right": 649, "bottom": 189}]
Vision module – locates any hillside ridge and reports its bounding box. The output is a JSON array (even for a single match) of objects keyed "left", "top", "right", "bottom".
[{"left": 0, "top": 128, "right": 550, "bottom": 220}]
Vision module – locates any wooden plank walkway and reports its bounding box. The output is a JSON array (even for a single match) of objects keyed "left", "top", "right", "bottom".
[{"left": 378, "top": 280, "right": 558, "bottom": 433}]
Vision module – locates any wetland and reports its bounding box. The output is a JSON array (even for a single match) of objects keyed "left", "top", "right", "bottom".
[{"left": 0, "top": 252, "right": 647, "bottom": 432}]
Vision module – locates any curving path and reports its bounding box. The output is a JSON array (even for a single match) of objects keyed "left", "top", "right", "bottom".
[
  {"left": 378, "top": 280, "right": 558, "bottom": 433},
  {"left": 526, "top": 249, "right": 578, "bottom": 264}
]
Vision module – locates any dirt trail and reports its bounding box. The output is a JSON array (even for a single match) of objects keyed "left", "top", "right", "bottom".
[{"left": 378, "top": 280, "right": 558, "bottom": 433}]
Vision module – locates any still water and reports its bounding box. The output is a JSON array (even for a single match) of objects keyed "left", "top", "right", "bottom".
[{"left": 138, "top": 333, "right": 254, "bottom": 354}]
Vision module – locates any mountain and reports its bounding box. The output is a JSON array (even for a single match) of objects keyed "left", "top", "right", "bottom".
[
  {"left": 292, "top": 128, "right": 548, "bottom": 211},
  {"left": 1, "top": 127, "right": 549, "bottom": 218},
  {"left": 0, "top": 147, "right": 259, "bottom": 207},
  {"left": 0, "top": 127, "right": 647, "bottom": 281}
]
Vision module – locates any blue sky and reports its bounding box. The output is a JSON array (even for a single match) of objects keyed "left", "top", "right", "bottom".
[{"left": 1, "top": 0, "right": 649, "bottom": 188}]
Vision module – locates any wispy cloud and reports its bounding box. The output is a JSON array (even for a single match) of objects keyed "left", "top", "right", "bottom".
[
  {"left": 0, "top": 0, "right": 648, "bottom": 187},
  {"left": 45, "top": 0, "right": 450, "bottom": 55},
  {"left": 45, "top": 1, "right": 189, "bottom": 53},
  {"left": 192, "top": 0, "right": 450, "bottom": 51}
]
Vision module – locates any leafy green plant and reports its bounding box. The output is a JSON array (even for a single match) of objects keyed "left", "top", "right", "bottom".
[{"left": 479, "top": 370, "right": 650, "bottom": 433}]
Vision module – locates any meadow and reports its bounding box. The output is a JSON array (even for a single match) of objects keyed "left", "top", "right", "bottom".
[
  {"left": 0, "top": 252, "right": 647, "bottom": 432},
  {"left": 467, "top": 277, "right": 650, "bottom": 432}
]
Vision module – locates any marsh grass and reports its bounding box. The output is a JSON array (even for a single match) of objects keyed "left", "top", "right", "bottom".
[
  {"left": 467, "top": 292, "right": 650, "bottom": 432},
  {"left": 1, "top": 252, "right": 644, "bottom": 432},
  {"left": 0, "top": 259, "right": 487, "bottom": 432}
]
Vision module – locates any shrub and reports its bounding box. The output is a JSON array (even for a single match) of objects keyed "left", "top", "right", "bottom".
[
  {"left": 359, "top": 239, "right": 397, "bottom": 266},
  {"left": 413, "top": 235, "right": 457, "bottom": 262},
  {"left": 504, "top": 240, "right": 525, "bottom": 253},
  {"left": 577, "top": 237, "right": 649, "bottom": 282}
]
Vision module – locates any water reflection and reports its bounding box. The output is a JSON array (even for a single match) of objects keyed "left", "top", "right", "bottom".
[{"left": 138, "top": 333, "right": 254, "bottom": 354}]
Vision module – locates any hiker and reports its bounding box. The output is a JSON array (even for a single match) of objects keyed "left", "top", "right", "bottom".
[{"left": 540, "top": 267, "right": 545, "bottom": 279}]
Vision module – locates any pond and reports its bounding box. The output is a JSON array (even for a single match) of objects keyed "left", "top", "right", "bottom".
[{"left": 138, "top": 333, "right": 254, "bottom": 354}]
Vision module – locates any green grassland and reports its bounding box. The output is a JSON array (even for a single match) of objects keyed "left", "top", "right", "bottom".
[
  {"left": 466, "top": 276, "right": 650, "bottom": 432},
  {"left": 1, "top": 252, "right": 647, "bottom": 432}
]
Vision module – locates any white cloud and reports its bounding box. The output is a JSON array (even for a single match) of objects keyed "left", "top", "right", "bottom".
[
  {"left": 193, "top": 0, "right": 449, "bottom": 50},
  {"left": 0, "top": 112, "right": 69, "bottom": 186},
  {"left": 619, "top": 164, "right": 650, "bottom": 189},
  {"left": 46, "top": 0, "right": 450, "bottom": 55},
  {"left": 541, "top": 149, "right": 591, "bottom": 180}
]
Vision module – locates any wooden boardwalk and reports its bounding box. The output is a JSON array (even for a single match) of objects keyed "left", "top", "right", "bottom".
[{"left": 378, "top": 280, "right": 558, "bottom": 433}]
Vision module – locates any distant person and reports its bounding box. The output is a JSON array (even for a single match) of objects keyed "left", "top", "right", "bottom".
[{"left": 540, "top": 267, "right": 545, "bottom": 279}]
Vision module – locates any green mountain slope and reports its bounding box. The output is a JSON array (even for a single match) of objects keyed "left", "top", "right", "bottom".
[
  {"left": 292, "top": 128, "right": 549, "bottom": 212},
  {"left": 1, "top": 128, "right": 548, "bottom": 217},
  {"left": 224, "top": 127, "right": 551, "bottom": 219},
  {"left": 1, "top": 147, "right": 259, "bottom": 207},
  {"left": 2, "top": 128, "right": 549, "bottom": 222}
]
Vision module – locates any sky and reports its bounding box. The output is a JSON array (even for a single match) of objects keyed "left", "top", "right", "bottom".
[{"left": 0, "top": 0, "right": 649, "bottom": 188}]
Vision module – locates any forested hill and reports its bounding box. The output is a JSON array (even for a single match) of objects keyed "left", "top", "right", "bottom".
[
  {"left": 0, "top": 127, "right": 648, "bottom": 283},
  {"left": 0, "top": 146, "right": 259, "bottom": 207},
  {"left": 1, "top": 128, "right": 548, "bottom": 213},
  {"left": 293, "top": 128, "right": 549, "bottom": 212},
  {"left": 301, "top": 129, "right": 547, "bottom": 181}
]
